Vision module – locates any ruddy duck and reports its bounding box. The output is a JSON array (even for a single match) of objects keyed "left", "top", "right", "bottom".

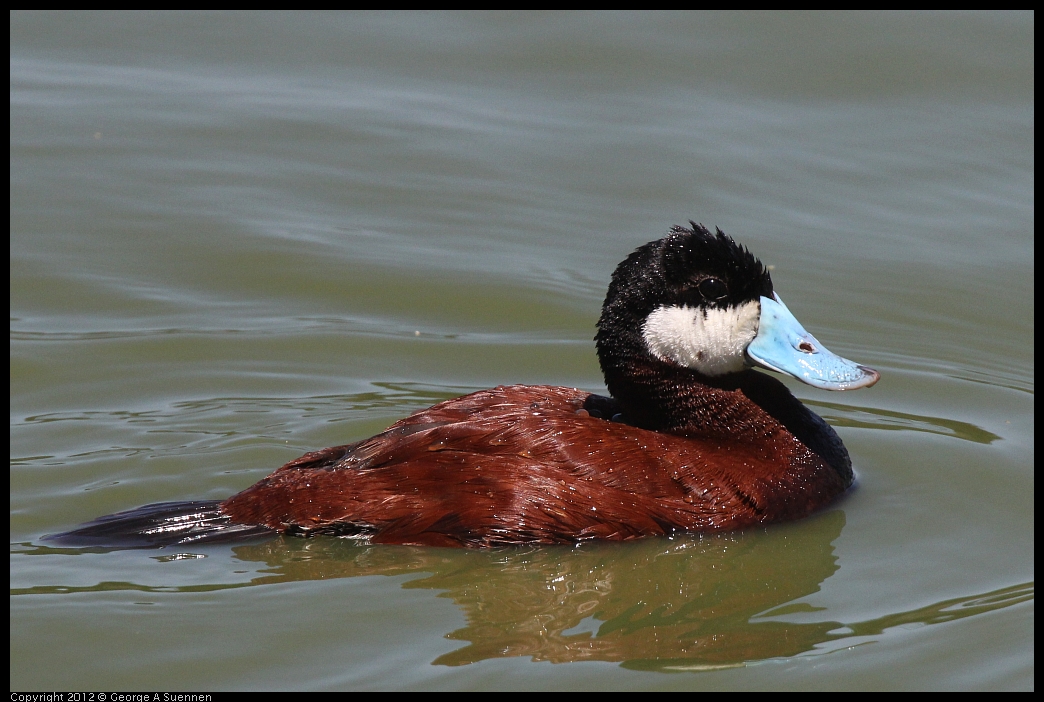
[{"left": 48, "top": 223, "right": 878, "bottom": 548}]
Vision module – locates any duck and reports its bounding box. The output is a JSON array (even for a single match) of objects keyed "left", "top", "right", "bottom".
[{"left": 47, "top": 223, "right": 878, "bottom": 549}]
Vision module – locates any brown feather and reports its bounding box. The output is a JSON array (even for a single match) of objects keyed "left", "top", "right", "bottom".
[{"left": 221, "top": 383, "right": 849, "bottom": 547}]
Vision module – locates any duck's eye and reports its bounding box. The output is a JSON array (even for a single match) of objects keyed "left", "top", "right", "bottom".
[{"left": 697, "top": 277, "right": 728, "bottom": 301}]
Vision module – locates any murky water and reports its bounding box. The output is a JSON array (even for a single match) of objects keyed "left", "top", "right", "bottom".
[{"left": 11, "top": 11, "right": 1032, "bottom": 690}]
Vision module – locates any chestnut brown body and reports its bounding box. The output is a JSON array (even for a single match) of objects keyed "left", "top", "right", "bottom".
[{"left": 221, "top": 377, "right": 851, "bottom": 547}]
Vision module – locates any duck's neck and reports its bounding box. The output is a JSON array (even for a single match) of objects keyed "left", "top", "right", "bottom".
[
  {"left": 602, "top": 357, "right": 758, "bottom": 436},
  {"left": 601, "top": 356, "right": 853, "bottom": 483}
]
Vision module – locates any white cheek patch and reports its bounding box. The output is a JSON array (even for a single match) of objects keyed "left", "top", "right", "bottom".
[{"left": 642, "top": 301, "right": 761, "bottom": 376}]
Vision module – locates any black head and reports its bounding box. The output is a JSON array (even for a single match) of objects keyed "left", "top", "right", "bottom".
[{"left": 595, "top": 223, "right": 774, "bottom": 391}]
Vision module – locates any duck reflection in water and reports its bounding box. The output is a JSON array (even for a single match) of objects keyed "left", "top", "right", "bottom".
[{"left": 146, "top": 511, "right": 1027, "bottom": 670}]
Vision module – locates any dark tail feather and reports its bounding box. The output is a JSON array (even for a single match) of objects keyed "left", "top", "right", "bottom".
[{"left": 43, "top": 500, "right": 276, "bottom": 549}]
